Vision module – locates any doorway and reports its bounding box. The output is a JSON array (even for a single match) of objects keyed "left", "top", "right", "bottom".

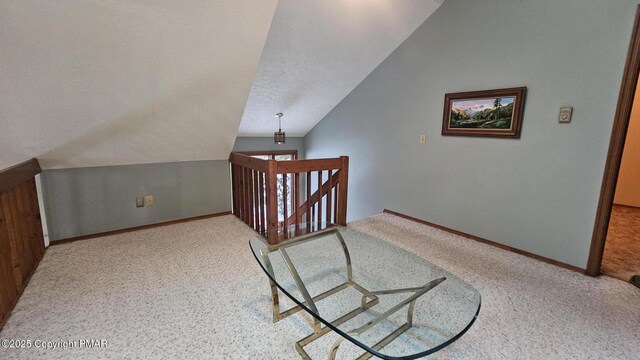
[
  {"left": 587, "top": 5, "right": 640, "bottom": 280},
  {"left": 600, "top": 80, "right": 640, "bottom": 281}
]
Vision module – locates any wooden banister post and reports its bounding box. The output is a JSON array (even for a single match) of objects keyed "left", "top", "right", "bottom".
[
  {"left": 265, "top": 159, "right": 278, "bottom": 244},
  {"left": 337, "top": 156, "right": 349, "bottom": 226}
]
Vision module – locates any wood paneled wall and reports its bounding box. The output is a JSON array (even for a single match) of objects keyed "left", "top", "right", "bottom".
[{"left": 0, "top": 159, "right": 45, "bottom": 331}]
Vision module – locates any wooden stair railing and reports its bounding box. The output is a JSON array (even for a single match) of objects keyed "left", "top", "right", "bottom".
[
  {"left": 285, "top": 170, "right": 340, "bottom": 225},
  {"left": 229, "top": 152, "right": 348, "bottom": 244}
]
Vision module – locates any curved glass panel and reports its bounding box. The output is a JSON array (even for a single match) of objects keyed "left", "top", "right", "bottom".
[{"left": 250, "top": 227, "right": 481, "bottom": 359}]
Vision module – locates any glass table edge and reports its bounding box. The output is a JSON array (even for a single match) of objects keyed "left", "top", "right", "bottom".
[{"left": 249, "top": 235, "right": 482, "bottom": 360}]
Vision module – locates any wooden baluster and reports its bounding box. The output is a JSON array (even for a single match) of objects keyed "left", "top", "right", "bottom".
[
  {"left": 253, "top": 170, "right": 259, "bottom": 231},
  {"left": 283, "top": 173, "right": 289, "bottom": 234},
  {"left": 265, "top": 160, "right": 278, "bottom": 244},
  {"left": 326, "top": 169, "right": 332, "bottom": 226},
  {"left": 259, "top": 172, "right": 265, "bottom": 235},
  {"left": 317, "top": 170, "right": 322, "bottom": 229},
  {"left": 241, "top": 167, "right": 246, "bottom": 224},
  {"left": 245, "top": 167, "right": 252, "bottom": 227},
  {"left": 231, "top": 164, "right": 237, "bottom": 216},
  {"left": 237, "top": 165, "right": 243, "bottom": 220},
  {"left": 238, "top": 166, "right": 244, "bottom": 222},
  {"left": 233, "top": 165, "right": 239, "bottom": 219},
  {"left": 333, "top": 183, "right": 338, "bottom": 225},
  {"left": 248, "top": 169, "right": 252, "bottom": 228},
  {"left": 337, "top": 157, "right": 349, "bottom": 226},
  {"left": 295, "top": 172, "right": 300, "bottom": 234},
  {"left": 236, "top": 165, "right": 242, "bottom": 220},
  {"left": 306, "top": 171, "right": 312, "bottom": 230},
  {"left": 240, "top": 166, "right": 246, "bottom": 223}
]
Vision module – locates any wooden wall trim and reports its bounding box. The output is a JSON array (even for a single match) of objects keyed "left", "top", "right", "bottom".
[
  {"left": 586, "top": 5, "right": 640, "bottom": 276},
  {"left": 51, "top": 211, "right": 232, "bottom": 245},
  {"left": 383, "top": 209, "right": 585, "bottom": 274},
  {"left": 0, "top": 159, "right": 41, "bottom": 194}
]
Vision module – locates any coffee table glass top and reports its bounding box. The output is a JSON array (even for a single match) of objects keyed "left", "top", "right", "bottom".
[{"left": 250, "top": 226, "right": 481, "bottom": 359}]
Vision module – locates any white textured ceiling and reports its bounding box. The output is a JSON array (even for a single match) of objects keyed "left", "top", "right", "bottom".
[
  {"left": 238, "top": 0, "right": 443, "bottom": 136},
  {"left": 0, "top": 0, "right": 277, "bottom": 169}
]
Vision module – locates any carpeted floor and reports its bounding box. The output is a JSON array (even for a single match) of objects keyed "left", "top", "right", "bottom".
[
  {"left": 0, "top": 214, "right": 638, "bottom": 359},
  {"left": 602, "top": 204, "right": 640, "bottom": 282}
]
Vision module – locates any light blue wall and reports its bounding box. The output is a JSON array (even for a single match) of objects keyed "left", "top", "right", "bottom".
[
  {"left": 233, "top": 137, "right": 305, "bottom": 159},
  {"left": 304, "top": 0, "right": 637, "bottom": 269},
  {"left": 42, "top": 160, "right": 231, "bottom": 241},
  {"left": 41, "top": 138, "right": 304, "bottom": 241}
]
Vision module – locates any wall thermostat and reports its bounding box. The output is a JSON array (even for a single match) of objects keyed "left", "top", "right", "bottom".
[{"left": 559, "top": 107, "right": 573, "bottom": 123}]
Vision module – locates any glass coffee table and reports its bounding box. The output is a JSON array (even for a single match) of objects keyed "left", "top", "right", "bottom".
[{"left": 250, "top": 226, "right": 481, "bottom": 359}]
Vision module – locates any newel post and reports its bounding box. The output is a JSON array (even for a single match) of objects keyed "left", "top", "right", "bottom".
[
  {"left": 337, "top": 156, "right": 349, "bottom": 226},
  {"left": 265, "top": 159, "right": 278, "bottom": 244}
]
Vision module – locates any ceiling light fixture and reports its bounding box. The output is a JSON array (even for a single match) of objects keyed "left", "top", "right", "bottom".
[{"left": 274, "top": 112, "right": 286, "bottom": 144}]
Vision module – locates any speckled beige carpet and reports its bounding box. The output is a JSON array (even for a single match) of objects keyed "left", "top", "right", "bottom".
[{"left": 0, "top": 214, "right": 638, "bottom": 359}]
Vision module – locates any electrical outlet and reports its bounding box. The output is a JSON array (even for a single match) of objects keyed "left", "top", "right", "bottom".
[
  {"left": 145, "top": 195, "right": 154, "bottom": 206},
  {"left": 135, "top": 196, "right": 144, "bottom": 208},
  {"left": 419, "top": 134, "right": 426, "bottom": 144},
  {"left": 559, "top": 107, "right": 573, "bottom": 123}
]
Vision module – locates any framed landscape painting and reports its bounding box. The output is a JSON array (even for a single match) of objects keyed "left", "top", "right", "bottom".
[{"left": 442, "top": 87, "right": 527, "bottom": 138}]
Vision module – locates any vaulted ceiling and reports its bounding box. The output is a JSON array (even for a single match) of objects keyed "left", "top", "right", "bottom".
[
  {"left": 239, "top": 0, "right": 443, "bottom": 136},
  {"left": 1, "top": 0, "right": 442, "bottom": 170}
]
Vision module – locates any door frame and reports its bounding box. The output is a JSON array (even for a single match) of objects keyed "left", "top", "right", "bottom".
[{"left": 587, "top": 5, "right": 640, "bottom": 276}]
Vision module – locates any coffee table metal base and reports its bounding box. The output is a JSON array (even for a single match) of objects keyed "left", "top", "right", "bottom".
[
  {"left": 269, "top": 276, "right": 445, "bottom": 359},
  {"left": 259, "top": 228, "right": 446, "bottom": 359}
]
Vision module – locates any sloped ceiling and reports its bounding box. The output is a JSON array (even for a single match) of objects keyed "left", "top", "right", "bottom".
[
  {"left": 238, "top": 0, "right": 444, "bottom": 136},
  {"left": 1, "top": 0, "right": 443, "bottom": 170},
  {"left": 0, "top": 0, "right": 278, "bottom": 169}
]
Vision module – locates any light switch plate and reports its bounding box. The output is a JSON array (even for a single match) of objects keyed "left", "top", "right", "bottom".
[
  {"left": 135, "top": 196, "right": 144, "bottom": 208},
  {"left": 419, "top": 134, "right": 426, "bottom": 144},
  {"left": 559, "top": 107, "right": 573, "bottom": 123},
  {"left": 145, "top": 195, "right": 154, "bottom": 206}
]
